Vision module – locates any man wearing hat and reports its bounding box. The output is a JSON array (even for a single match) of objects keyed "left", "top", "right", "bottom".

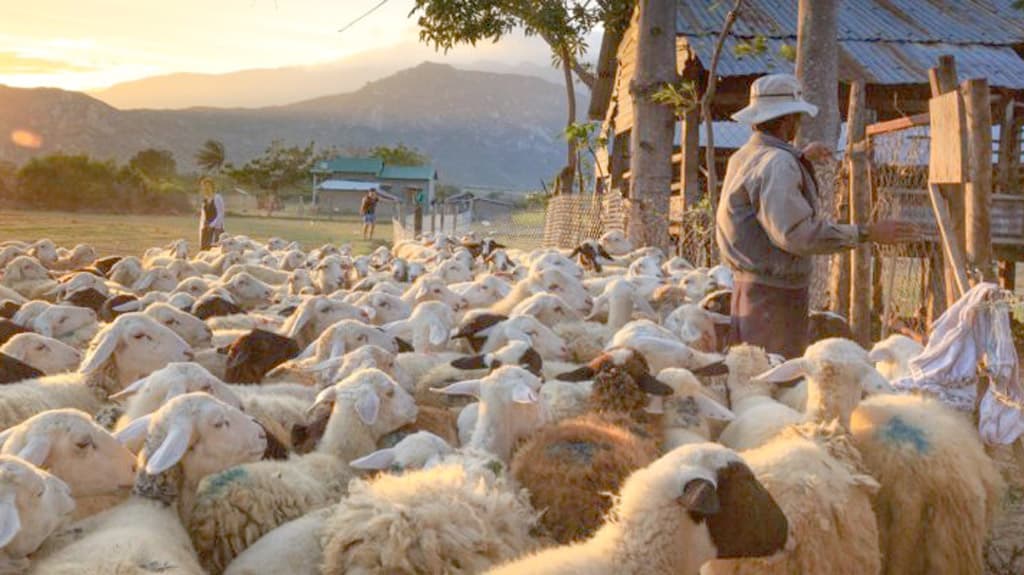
[{"left": 717, "top": 74, "right": 918, "bottom": 358}]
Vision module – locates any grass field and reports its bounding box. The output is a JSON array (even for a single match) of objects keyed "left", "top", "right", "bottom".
[{"left": 0, "top": 210, "right": 392, "bottom": 256}]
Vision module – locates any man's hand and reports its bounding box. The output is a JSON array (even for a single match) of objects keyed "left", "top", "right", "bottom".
[
  {"left": 801, "top": 142, "right": 834, "bottom": 163},
  {"left": 866, "top": 220, "right": 921, "bottom": 244}
]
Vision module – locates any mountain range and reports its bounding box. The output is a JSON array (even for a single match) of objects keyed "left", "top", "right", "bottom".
[{"left": 0, "top": 62, "right": 584, "bottom": 189}]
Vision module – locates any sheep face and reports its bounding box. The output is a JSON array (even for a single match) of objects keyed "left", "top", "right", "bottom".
[
  {"left": 1, "top": 410, "right": 136, "bottom": 497},
  {"left": 29, "top": 240, "right": 59, "bottom": 268},
  {"left": 454, "top": 275, "right": 510, "bottom": 309},
  {"left": 0, "top": 455, "right": 75, "bottom": 559},
  {"left": 111, "top": 363, "right": 243, "bottom": 427},
  {"left": 529, "top": 252, "right": 583, "bottom": 280},
  {"left": 108, "top": 257, "right": 143, "bottom": 288},
  {"left": 132, "top": 268, "right": 177, "bottom": 294},
  {"left": 680, "top": 270, "right": 715, "bottom": 303},
  {"left": 81, "top": 313, "right": 194, "bottom": 387},
  {"left": 313, "top": 256, "right": 346, "bottom": 294},
  {"left": 3, "top": 256, "right": 50, "bottom": 285},
  {"left": 280, "top": 250, "right": 306, "bottom": 272},
  {"left": 358, "top": 292, "right": 410, "bottom": 325},
  {"left": 307, "top": 320, "right": 404, "bottom": 362},
  {"left": 33, "top": 305, "right": 99, "bottom": 349},
  {"left": 599, "top": 229, "right": 634, "bottom": 256},
  {"left": 313, "top": 370, "right": 418, "bottom": 437},
  {"left": 436, "top": 258, "right": 473, "bottom": 284},
  {"left": 510, "top": 293, "right": 582, "bottom": 325},
  {"left": 314, "top": 345, "right": 409, "bottom": 392},
  {"left": 628, "top": 255, "right": 664, "bottom": 279},
  {"left": 224, "top": 329, "right": 300, "bottom": 384},
  {"left": 223, "top": 273, "right": 275, "bottom": 310},
  {"left": 664, "top": 304, "right": 730, "bottom": 353},
  {"left": 0, "top": 333, "right": 81, "bottom": 375},
  {"left": 173, "top": 277, "right": 211, "bottom": 298},
  {"left": 867, "top": 334, "right": 923, "bottom": 380},
  {"left": 349, "top": 431, "right": 453, "bottom": 472},
  {"left": 282, "top": 296, "right": 373, "bottom": 348},
  {"left": 404, "top": 277, "right": 468, "bottom": 312},
  {"left": 485, "top": 249, "right": 515, "bottom": 274},
  {"left": 532, "top": 268, "right": 592, "bottom": 315},
  {"left": 145, "top": 303, "right": 213, "bottom": 349},
  {"left": 494, "top": 316, "right": 569, "bottom": 361}
]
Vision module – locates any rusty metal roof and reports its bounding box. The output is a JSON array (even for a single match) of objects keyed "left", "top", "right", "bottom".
[{"left": 678, "top": 0, "right": 1024, "bottom": 88}]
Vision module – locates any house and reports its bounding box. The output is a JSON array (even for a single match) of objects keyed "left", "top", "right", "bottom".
[{"left": 310, "top": 156, "right": 437, "bottom": 216}]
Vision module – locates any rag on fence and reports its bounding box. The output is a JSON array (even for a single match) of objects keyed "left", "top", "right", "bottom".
[{"left": 892, "top": 282, "right": 1024, "bottom": 445}]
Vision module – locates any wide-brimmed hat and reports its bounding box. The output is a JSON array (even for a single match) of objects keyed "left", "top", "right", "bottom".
[{"left": 732, "top": 74, "right": 818, "bottom": 125}]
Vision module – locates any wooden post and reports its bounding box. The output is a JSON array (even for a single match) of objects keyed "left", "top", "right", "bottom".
[
  {"left": 962, "top": 78, "right": 995, "bottom": 282},
  {"left": 680, "top": 59, "right": 701, "bottom": 208},
  {"left": 998, "top": 260, "right": 1017, "bottom": 291},
  {"left": 829, "top": 200, "right": 850, "bottom": 314},
  {"left": 997, "top": 93, "right": 1016, "bottom": 194},
  {"left": 847, "top": 82, "right": 871, "bottom": 346},
  {"left": 929, "top": 55, "right": 963, "bottom": 310},
  {"left": 439, "top": 202, "right": 446, "bottom": 232}
]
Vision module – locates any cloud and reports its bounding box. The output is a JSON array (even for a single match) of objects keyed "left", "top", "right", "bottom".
[{"left": 0, "top": 51, "right": 96, "bottom": 74}]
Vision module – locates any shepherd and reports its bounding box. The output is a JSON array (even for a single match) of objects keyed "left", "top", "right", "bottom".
[
  {"left": 716, "top": 73, "right": 918, "bottom": 358},
  {"left": 199, "top": 177, "right": 226, "bottom": 251},
  {"left": 361, "top": 188, "right": 380, "bottom": 240}
]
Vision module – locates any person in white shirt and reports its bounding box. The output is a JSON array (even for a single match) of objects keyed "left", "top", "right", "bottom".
[{"left": 199, "top": 177, "right": 226, "bottom": 251}]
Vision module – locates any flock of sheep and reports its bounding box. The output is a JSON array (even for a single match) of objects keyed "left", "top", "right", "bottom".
[{"left": 0, "top": 231, "right": 1011, "bottom": 574}]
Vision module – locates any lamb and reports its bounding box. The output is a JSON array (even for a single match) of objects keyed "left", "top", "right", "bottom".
[
  {"left": 401, "top": 275, "right": 469, "bottom": 312},
  {"left": 479, "top": 315, "right": 569, "bottom": 361},
  {"left": 607, "top": 320, "right": 723, "bottom": 374},
  {"left": 0, "top": 312, "right": 194, "bottom": 431},
  {"left": 514, "top": 348, "right": 673, "bottom": 543},
  {"left": 221, "top": 264, "right": 290, "bottom": 287},
  {"left": 27, "top": 240, "right": 59, "bottom": 269},
  {"left": 0, "top": 455, "right": 75, "bottom": 574},
  {"left": 173, "top": 277, "right": 212, "bottom": 298},
  {"left": 384, "top": 301, "right": 456, "bottom": 353},
  {"left": 220, "top": 272, "right": 275, "bottom": 310},
  {"left": 312, "top": 255, "right": 347, "bottom": 294},
  {"left": 510, "top": 292, "right": 583, "bottom": 325},
  {"left": 16, "top": 303, "right": 100, "bottom": 350},
  {"left": 286, "top": 269, "right": 316, "bottom": 295},
  {"left": 663, "top": 303, "right": 731, "bottom": 353},
  {"left": 52, "top": 244, "right": 97, "bottom": 272},
  {"left": 145, "top": 303, "right": 213, "bottom": 349},
  {"left": 867, "top": 334, "right": 923, "bottom": 380},
  {"left": 0, "top": 409, "right": 137, "bottom": 518},
  {"left": 185, "top": 369, "right": 417, "bottom": 574},
  {"left": 754, "top": 338, "right": 1005, "bottom": 575},
  {"left": 0, "top": 334, "right": 81, "bottom": 375},
  {"left": 107, "top": 257, "right": 143, "bottom": 288},
  {"left": 656, "top": 368, "right": 735, "bottom": 450},
  {"left": 486, "top": 443, "right": 789, "bottom": 575},
  {"left": 451, "top": 274, "right": 511, "bottom": 309},
  {"left": 349, "top": 291, "right": 411, "bottom": 325},
  {"left": 275, "top": 319, "right": 406, "bottom": 385},
  {"left": 279, "top": 296, "right": 372, "bottom": 350},
  {"left": 2, "top": 256, "right": 58, "bottom": 300},
  {"left": 27, "top": 392, "right": 266, "bottom": 575},
  {"left": 318, "top": 366, "right": 546, "bottom": 575},
  {"left": 131, "top": 267, "right": 178, "bottom": 295},
  {"left": 491, "top": 267, "right": 591, "bottom": 316}
]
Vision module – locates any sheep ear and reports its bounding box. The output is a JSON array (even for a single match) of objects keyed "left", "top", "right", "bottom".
[
  {"left": 16, "top": 435, "right": 52, "bottom": 466},
  {"left": 451, "top": 355, "right": 489, "bottom": 370},
  {"left": 867, "top": 348, "right": 892, "bottom": 363},
  {"left": 114, "top": 415, "right": 152, "bottom": 446},
  {"left": 638, "top": 374, "right": 675, "bottom": 396},
  {"left": 132, "top": 272, "right": 156, "bottom": 293},
  {"left": 284, "top": 301, "right": 317, "bottom": 340},
  {"left": 353, "top": 391, "right": 380, "bottom": 425},
  {"left": 679, "top": 478, "right": 719, "bottom": 518},
  {"left": 691, "top": 361, "right": 729, "bottom": 377},
  {"left": 350, "top": 448, "right": 396, "bottom": 470},
  {"left": 307, "top": 388, "right": 337, "bottom": 415},
  {"left": 434, "top": 379, "right": 482, "bottom": 398},
  {"left": 511, "top": 383, "right": 538, "bottom": 404},
  {"left": 556, "top": 366, "right": 595, "bottom": 382},
  {"left": 694, "top": 394, "right": 735, "bottom": 422},
  {"left": 79, "top": 324, "right": 122, "bottom": 374},
  {"left": 109, "top": 374, "right": 152, "bottom": 402},
  {"left": 145, "top": 418, "right": 193, "bottom": 475},
  {"left": 328, "top": 335, "right": 346, "bottom": 361},
  {"left": 395, "top": 337, "right": 414, "bottom": 353},
  {"left": 428, "top": 321, "right": 448, "bottom": 346},
  {"left": 752, "top": 358, "right": 811, "bottom": 385},
  {"left": 597, "top": 245, "right": 613, "bottom": 260},
  {"left": 708, "top": 311, "right": 732, "bottom": 326},
  {"left": 0, "top": 493, "right": 21, "bottom": 548},
  {"left": 568, "top": 247, "right": 581, "bottom": 258},
  {"left": 112, "top": 300, "right": 141, "bottom": 313}
]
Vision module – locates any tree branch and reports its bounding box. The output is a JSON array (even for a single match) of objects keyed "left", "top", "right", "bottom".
[
  {"left": 573, "top": 61, "right": 596, "bottom": 88},
  {"left": 702, "top": 0, "right": 744, "bottom": 216}
]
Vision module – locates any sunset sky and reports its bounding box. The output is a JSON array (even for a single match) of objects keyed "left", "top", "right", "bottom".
[{"left": 0, "top": 0, "right": 562, "bottom": 91}]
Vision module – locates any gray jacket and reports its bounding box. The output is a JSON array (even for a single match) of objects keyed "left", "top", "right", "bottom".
[{"left": 716, "top": 132, "right": 859, "bottom": 289}]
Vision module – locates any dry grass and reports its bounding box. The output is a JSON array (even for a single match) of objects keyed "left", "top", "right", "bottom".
[{"left": 0, "top": 210, "right": 392, "bottom": 256}]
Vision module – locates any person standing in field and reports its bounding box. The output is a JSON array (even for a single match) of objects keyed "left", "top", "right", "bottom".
[
  {"left": 199, "top": 177, "right": 226, "bottom": 251},
  {"left": 361, "top": 188, "right": 380, "bottom": 240},
  {"left": 716, "top": 73, "right": 918, "bottom": 359}
]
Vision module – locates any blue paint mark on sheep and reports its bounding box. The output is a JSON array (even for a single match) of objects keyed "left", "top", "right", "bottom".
[
  {"left": 201, "top": 467, "right": 249, "bottom": 497},
  {"left": 546, "top": 441, "right": 609, "bottom": 464},
  {"left": 878, "top": 416, "right": 930, "bottom": 454}
]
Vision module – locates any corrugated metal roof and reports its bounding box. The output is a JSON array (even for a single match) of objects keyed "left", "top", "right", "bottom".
[
  {"left": 379, "top": 165, "right": 437, "bottom": 181},
  {"left": 843, "top": 42, "right": 1024, "bottom": 89},
  {"left": 673, "top": 121, "right": 753, "bottom": 150},
  {"left": 677, "top": 0, "right": 1024, "bottom": 45},
  {"left": 312, "top": 157, "right": 383, "bottom": 175},
  {"left": 684, "top": 35, "right": 796, "bottom": 78}
]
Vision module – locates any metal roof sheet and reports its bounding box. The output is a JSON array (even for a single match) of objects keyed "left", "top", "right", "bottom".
[
  {"left": 312, "top": 157, "right": 383, "bottom": 175},
  {"left": 677, "top": 0, "right": 1024, "bottom": 45},
  {"left": 379, "top": 165, "right": 437, "bottom": 181}
]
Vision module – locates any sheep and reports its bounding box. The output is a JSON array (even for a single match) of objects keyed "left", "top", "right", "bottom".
[
  {"left": 0, "top": 312, "right": 194, "bottom": 431},
  {"left": 401, "top": 275, "right": 469, "bottom": 312},
  {"left": 17, "top": 302, "right": 99, "bottom": 348},
  {"left": 384, "top": 301, "right": 455, "bottom": 353},
  {"left": 220, "top": 272, "right": 275, "bottom": 310},
  {"left": 487, "top": 443, "right": 789, "bottom": 575},
  {"left": 0, "top": 354, "right": 44, "bottom": 385},
  {"left": 679, "top": 268, "right": 716, "bottom": 303},
  {"left": 319, "top": 366, "right": 546, "bottom": 575},
  {"left": 286, "top": 269, "right": 316, "bottom": 296},
  {"left": 0, "top": 455, "right": 75, "bottom": 573},
  {"left": 350, "top": 291, "right": 411, "bottom": 325},
  {"left": 221, "top": 264, "right": 290, "bottom": 286},
  {"left": 510, "top": 292, "right": 583, "bottom": 325},
  {"left": 656, "top": 368, "right": 735, "bottom": 450},
  {"left": 607, "top": 320, "right": 724, "bottom": 374},
  {"left": 279, "top": 296, "right": 372, "bottom": 350},
  {"left": 551, "top": 279, "right": 650, "bottom": 363},
  {"left": 145, "top": 303, "right": 213, "bottom": 349},
  {"left": 27, "top": 240, "right": 59, "bottom": 269},
  {"left": 451, "top": 274, "right": 511, "bottom": 309},
  {"left": 312, "top": 255, "right": 347, "bottom": 294},
  {"left": 569, "top": 239, "right": 614, "bottom": 272},
  {"left": 191, "top": 290, "right": 245, "bottom": 320},
  {"left": 185, "top": 369, "right": 418, "bottom": 574},
  {"left": 492, "top": 267, "right": 591, "bottom": 316},
  {"left": 173, "top": 277, "right": 212, "bottom": 298},
  {"left": 754, "top": 338, "right": 1005, "bottom": 575},
  {"left": 0, "top": 409, "right": 137, "bottom": 518},
  {"left": 107, "top": 256, "right": 143, "bottom": 288},
  {"left": 131, "top": 267, "right": 178, "bottom": 295},
  {"left": 514, "top": 348, "right": 673, "bottom": 543},
  {"left": 0, "top": 334, "right": 81, "bottom": 375},
  {"left": 1, "top": 256, "right": 58, "bottom": 300},
  {"left": 222, "top": 329, "right": 300, "bottom": 384},
  {"left": 596, "top": 229, "right": 634, "bottom": 256},
  {"left": 27, "top": 392, "right": 266, "bottom": 575},
  {"left": 807, "top": 310, "right": 854, "bottom": 344},
  {"left": 867, "top": 334, "right": 923, "bottom": 380},
  {"left": 301, "top": 344, "right": 411, "bottom": 393},
  {"left": 663, "top": 303, "right": 731, "bottom": 353}
]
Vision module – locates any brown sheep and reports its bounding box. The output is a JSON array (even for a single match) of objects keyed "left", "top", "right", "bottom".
[{"left": 223, "top": 329, "right": 300, "bottom": 384}]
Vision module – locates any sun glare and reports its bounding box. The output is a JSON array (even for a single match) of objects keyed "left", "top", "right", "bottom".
[{"left": 10, "top": 129, "right": 43, "bottom": 149}]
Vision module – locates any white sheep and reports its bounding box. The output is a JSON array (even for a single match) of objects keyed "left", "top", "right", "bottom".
[
  {"left": 0, "top": 334, "right": 81, "bottom": 375},
  {"left": 131, "top": 267, "right": 178, "bottom": 295},
  {"left": 384, "top": 301, "right": 455, "bottom": 353},
  {"left": 279, "top": 296, "right": 372, "bottom": 350},
  {"left": 350, "top": 291, "right": 412, "bottom": 325},
  {"left": 656, "top": 368, "right": 735, "bottom": 450},
  {"left": 220, "top": 272, "right": 275, "bottom": 310},
  {"left": 2, "top": 256, "right": 58, "bottom": 300},
  {"left": 27, "top": 392, "right": 266, "bottom": 574},
  {"left": 26, "top": 304, "right": 99, "bottom": 350},
  {"left": 145, "top": 303, "right": 213, "bottom": 349},
  {"left": 402, "top": 275, "right": 469, "bottom": 311},
  {"left": 0, "top": 455, "right": 75, "bottom": 573},
  {"left": 451, "top": 274, "right": 511, "bottom": 309},
  {"left": 486, "top": 443, "right": 790, "bottom": 575},
  {"left": 492, "top": 267, "right": 591, "bottom": 316},
  {"left": 867, "top": 334, "right": 923, "bottom": 380},
  {"left": 510, "top": 292, "right": 583, "bottom": 325},
  {"left": 185, "top": 369, "right": 418, "bottom": 574},
  {"left": 107, "top": 257, "right": 143, "bottom": 288},
  {"left": 0, "top": 313, "right": 194, "bottom": 431},
  {"left": 312, "top": 255, "right": 346, "bottom": 294},
  {"left": 663, "top": 303, "right": 731, "bottom": 353},
  {"left": 607, "top": 320, "right": 723, "bottom": 374}
]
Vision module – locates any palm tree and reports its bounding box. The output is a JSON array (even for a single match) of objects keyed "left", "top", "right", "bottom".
[{"left": 195, "top": 139, "right": 226, "bottom": 173}]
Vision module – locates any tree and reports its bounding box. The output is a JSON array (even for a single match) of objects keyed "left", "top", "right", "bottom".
[
  {"left": 411, "top": 0, "right": 633, "bottom": 195},
  {"left": 195, "top": 139, "right": 226, "bottom": 173},
  {"left": 226, "top": 140, "right": 316, "bottom": 216},
  {"left": 370, "top": 143, "right": 429, "bottom": 166},
  {"left": 129, "top": 148, "right": 177, "bottom": 181},
  {"left": 626, "top": 0, "right": 676, "bottom": 251},
  {"left": 565, "top": 121, "right": 607, "bottom": 193}
]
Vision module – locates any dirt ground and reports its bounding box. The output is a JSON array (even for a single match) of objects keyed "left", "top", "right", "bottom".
[{"left": 985, "top": 443, "right": 1024, "bottom": 575}]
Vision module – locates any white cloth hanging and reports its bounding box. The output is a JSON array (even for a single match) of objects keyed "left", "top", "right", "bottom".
[{"left": 891, "top": 282, "right": 1024, "bottom": 445}]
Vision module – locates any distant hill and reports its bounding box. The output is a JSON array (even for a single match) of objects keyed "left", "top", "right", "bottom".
[{"left": 0, "top": 62, "right": 585, "bottom": 188}]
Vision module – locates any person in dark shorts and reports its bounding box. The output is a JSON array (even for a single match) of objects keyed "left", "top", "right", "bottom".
[
  {"left": 716, "top": 73, "right": 918, "bottom": 358},
  {"left": 361, "top": 189, "right": 380, "bottom": 240},
  {"left": 199, "top": 177, "right": 225, "bottom": 251}
]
